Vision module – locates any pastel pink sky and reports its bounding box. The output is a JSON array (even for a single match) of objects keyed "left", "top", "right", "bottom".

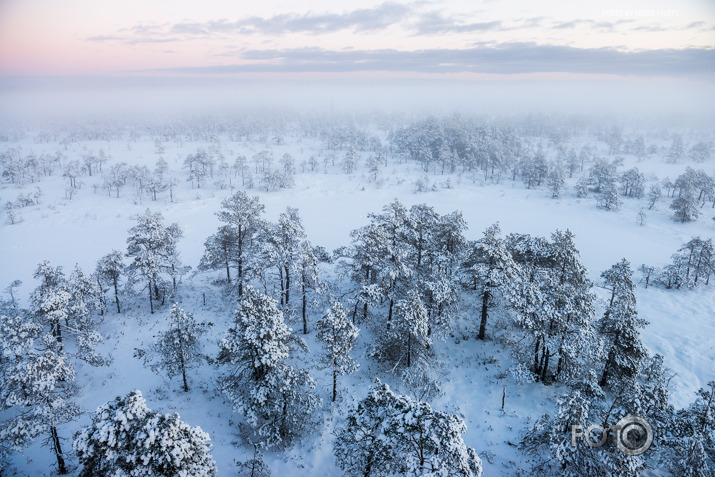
[{"left": 0, "top": 0, "right": 713, "bottom": 78}]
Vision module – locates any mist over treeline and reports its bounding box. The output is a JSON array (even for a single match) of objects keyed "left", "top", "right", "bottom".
[{"left": 1, "top": 76, "right": 713, "bottom": 124}]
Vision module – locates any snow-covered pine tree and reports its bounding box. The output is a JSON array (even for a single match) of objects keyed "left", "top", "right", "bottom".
[
  {"left": 547, "top": 160, "right": 566, "bottom": 199},
  {"left": 73, "top": 390, "right": 217, "bottom": 476},
  {"left": 671, "top": 237, "right": 714, "bottom": 287},
  {"left": 260, "top": 207, "right": 305, "bottom": 308},
  {"left": 666, "top": 381, "right": 715, "bottom": 477},
  {"left": 670, "top": 191, "right": 699, "bottom": 222},
  {"left": 149, "top": 304, "right": 207, "bottom": 392},
  {"left": 507, "top": 231, "right": 599, "bottom": 383},
  {"left": 125, "top": 210, "right": 181, "bottom": 313},
  {"left": 462, "top": 223, "right": 518, "bottom": 340},
  {"left": 521, "top": 388, "right": 602, "bottom": 477},
  {"left": 647, "top": 184, "right": 661, "bottom": 210},
  {"left": 598, "top": 259, "right": 648, "bottom": 388},
  {"left": 598, "top": 178, "right": 622, "bottom": 211},
  {"left": 163, "top": 222, "right": 189, "bottom": 294},
  {"left": 67, "top": 264, "right": 105, "bottom": 365},
  {"left": 1, "top": 332, "right": 80, "bottom": 475},
  {"left": 296, "top": 241, "right": 321, "bottom": 334},
  {"left": 217, "top": 286, "right": 320, "bottom": 447},
  {"left": 316, "top": 302, "right": 359, "bottom": 402},
  {"left": 370, "top": 199, "right": 413, "bottom": 330},
  {"left": 347, "top": 222, "right": 390, "bottom": 323},
  {"left": 198, "top": 224, "right": 239, "bottom": 283},
  {"left": 30, "top": 260, "right": 71, "bottom": 344},
  {"left": 334, "top": 381, "right": 483, "bottom": 476},
  {"left": 372, "top": 288, "right": 431, "bottom": 370},
  {"left": 96, "top": 250, "right": 124, "bottom": 313},
  {"left": 236, "top": 446, "right": 271, "bottom": 477},
  {"left": 215, "top": 191, "right": 266, "bottom": 297},
  {"left": 544, "top": 230, "right": 599, "bottom": 383}
]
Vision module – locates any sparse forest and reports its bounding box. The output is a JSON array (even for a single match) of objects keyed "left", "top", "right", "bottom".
[{"left": 1, "top": 110, "right": 714, "bottom": 476}]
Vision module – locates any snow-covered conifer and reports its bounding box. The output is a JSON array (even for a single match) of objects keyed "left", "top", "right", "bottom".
[
  {"left": 96, "top": 250, "right": 124, "bottom": 313},
  {"left": 215, "top": 191, "right": 266, "bottom": 296},
  {"left": 199, "top": 224, "right": 239, "bottom": 283},
  {"left": 462, "top": 223, "right": 518, "bottom": 340},
  {"left": 1, "top": 334, "right": 80, "bottom": 475},
  {"left": 126, "top": 210, "right": 181, "bottom": 313},
  {"left": 316, "top": 302, "right": 359, "bottom": 402},
  {"left": 261, "top": 207, "right": 305, "bottom": 307},
  {"left": 218, "top": 286, "right": 320, "bottom": 447},
  {"left": 599, "top": 259, "right": 648, "bottom": 387},
  {"left": 149, "top": 304, "right": 207, "bottom": 392},
  {"left": 73, "top": 390, "right": 217, "bottom": 476},
  {"left": 334, "top": 381, "right": 483, "bottom": 476},
  {"left": 30, "top": 260, "right": 71, "bottom": 343}
]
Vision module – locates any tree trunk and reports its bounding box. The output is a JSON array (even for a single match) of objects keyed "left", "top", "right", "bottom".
[
  {"left": 238, "top": 228, "right": 244, "bottom": 297},
  {"left": 600, "top": 346, "right": 615, "bottom": 387},
  {"left": 113, "top": 276, "right": 121, "bottom": 313},
  {"left": 285, "top": 266, "right": 290, "bottom": 305},
  {"left": 226, "top": 259, "right": 231, "bottom": 283},
  {"left": 407, "top": 333, "right": 412, "bottom": 367},
  {"left": 149, "top": 283, "right": 154, "bottom": 314},
  {"left": 50, "top": 426, "right": 68, "bottom": 475},
  {"left": 540, "top": 347, "right": 550, "bottom": 382},
  {"left": 54, "top": 320, "right": 63, "bottom": 343},
  {"left": 181, "top": 359, "right": 189, "bottom": 392},
  {"left": 302, "top": 280, "right": 308, "bottom": 334},
  {"left": 387, "top": 298, "right": 393, "bottom": 331},
  {"left": 332, "top": 358, "right": 338, "bottom": 402},
  {"left": 279, "top": 267, "right": 284, "bottom": 306},
  {"left": 478, "top": 288, "right": 490, "bottom": 340}
]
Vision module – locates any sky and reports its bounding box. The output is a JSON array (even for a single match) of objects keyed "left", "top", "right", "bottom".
[
  {"left": 0, "top": 0, "right": 713, "bottom": 78},
  {"left": 0, "top": 0, "right": 713, "bottom": 115}
]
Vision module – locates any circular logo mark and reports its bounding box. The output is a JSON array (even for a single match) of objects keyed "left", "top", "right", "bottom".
[{"left": 615, "top": 415, "right": 653, "bottom": 456}]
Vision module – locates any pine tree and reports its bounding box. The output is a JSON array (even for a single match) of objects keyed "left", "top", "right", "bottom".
[
  {"left": 67, "top": 264, "right": 104, "bottom": 365},
  {"left": 672, "top": 237, "right": 714, "bottom": 287},
  {"left": 547, "top": 161, "right": 566, "bottom": 199},
  {"left": 261, "top": 207, "right": 305, "bottom": 307},
  {"left": 662, "top": 381, "right": 714, "bottom": 476},
  {"left": 199, "top": 225, "right": 239, "bottom": 283},
  {"left": 297, "top": 241, "right": 321, "bottom": 334},
  {"left": 372, "top": 289, "right": 431, "bottom": 370},
  {"left": 96, "top": 250, "right": 124, "bottom": 313},
  {"left": 334, "top": 381, "right": 483, "bottom": 476},
  {"left": 30, "top": 261, "right": 71, "bottom": 344},
  {"left": 462, "top": 223, "right": 518, "bottom": 340},
  {"left": 126, "top": 210, "right": 181, "bottom": 313},
  {"left": 347, "top": 222, "right": 390, "bottom": 323},
  {"left": 647, "top": 184, "right": 661, "bottom": 210},
  {"left": 218, "top": 286, "right": 320, "bottom": 447},
  {"left": 215, "top": 191, "right": 266, "bottom": 297},
  {"left": 316, "top": 302, "right": 359, "bottom": 402},
  {"left": 1, "top": 331, "right": 80, "bottom": 475},
  {"left": 599, "top": 259, "right": 648, "bottom": 387},
  {"left": 236, "top": 446, "right": 271, "bottom": 477},
  {"left": 370, "top": 199, "right": 413, "bottom": 329},
  {"left": 73, "top": 390, "right": 217, "bottom": 477},
  {"left": 149, "top": 304, "right": 207, "bottom": 392},
  {"left": 671, "top": 192, "right": 699, "bottom": 222}
]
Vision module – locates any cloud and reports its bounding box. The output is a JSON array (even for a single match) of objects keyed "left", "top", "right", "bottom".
[
  {"left": 152, "top": 44, "right": 715, "bottom": 78},
  {"left": 410, "top": 13, "right": 503, "bottom": 34},
  {"left": 163, "top": 2, "right": 414, "bottom": 38}
]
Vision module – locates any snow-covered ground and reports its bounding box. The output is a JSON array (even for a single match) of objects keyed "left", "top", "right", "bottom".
[{"left": 1, "top": 121, "right": 713, "bottom": 475}]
